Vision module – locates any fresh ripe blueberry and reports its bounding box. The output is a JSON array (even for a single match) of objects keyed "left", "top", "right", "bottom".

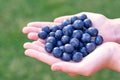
[
  {"left": 62, "top": 25, "right": 74, "bottom": 36},
  {"left": 72, "top": 50, "right": 78, "bottom": 55},
  {"left": 71, "top": 16, "right": 78, "bottom": 23},
  {"left": 73, "top": 20, "right": 84, "bottom": 30},
  {"left": 72, "top": 30, "right": 83, "bottom": 39},
  {"left": 61, "top": 35, "right": 70, "bottom": 44},
  {"left": 38, "top": 31, "right": 48, "bottom": 39},
  {"left": 79, "top": 41, "right": 84, "bottom": 48},
  {"left": 59, "top": 46, "right": 65, "bottom": 53},
  {"left": 58, "top": 24, "right": 64, "bottom": 30},
  {"left": 80, "top": 47, "right": 88, "bottom": 57},
  {"left": 62, "top": 19, "right": 72, "bottom": 26},
  {"left": 72, "top": 52, "right": 83, "bottom": 62},
  {"left": 62, "top": 52, "right": 72, "bottom": 61},
  {"left": 45, "top": 43, "right": 54, "bottom": 53},
  {"left": 49, "top": 32, "right": 55, "bottom": 37},
  {"left": 84, "top": 19, "right": 92, "bottom": 28},
  {"left": 70, "top": 38, "right": 80, "bottom": 48},
  {"left": 86, "top": 42, "right": 96, "bottom": 53},
  {"left": 52, "top": 47, "right": 63, "bottom": 58},
  {"left": 51, "top": 25, "right": 59, "bottom": 32},
  {"left": 46, "top": 36, "right": 56, "bottom": 46},
  {"left": 86, "top": 27, "right": 98, "bottom": 36},
  {"left": 55, "top": 30, "right": 63, "bottom": 40},
  {"left": 95, "top": 35, "right": 103, "bottom": 45},
  {"left": 64, "top": 44, "right": 74, "bottom": 53},
  {"left": 42, "top": 26, "right": 51, "bottom": 33},
  {"left": 81, "top": 33, "right": 91, "bottom": 43},
  {"left": 57, "top": 41, "right": 63, "bottom": 47},
  {"left": 78, "top": 14, "right": 87, "bottom": 21}
]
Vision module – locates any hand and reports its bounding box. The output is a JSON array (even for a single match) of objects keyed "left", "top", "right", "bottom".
[
  {"left": 22, "top": 12, "right": 117, "bottom": 42},
  {"left": 24, "top": 40, "right": 120, "bottom": 76},
  {"left": 22, "top": 12, "right": 120, "bottom": 76}
]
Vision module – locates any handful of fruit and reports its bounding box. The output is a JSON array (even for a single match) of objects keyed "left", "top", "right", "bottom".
[{"left": 38, "top": 14, "right": 103, "bottom": 62}]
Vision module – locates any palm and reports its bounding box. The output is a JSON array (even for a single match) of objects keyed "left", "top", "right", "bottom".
[{"left": 23, "top": 12, "right": 117, "bottom": 76}]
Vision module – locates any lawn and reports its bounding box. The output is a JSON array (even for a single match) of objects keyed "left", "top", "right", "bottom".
[{"left": 0, "top": 0, "right": 120, "bottom": 80}]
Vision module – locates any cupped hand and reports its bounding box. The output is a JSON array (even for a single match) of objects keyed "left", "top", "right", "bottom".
[
  {"left": 22, "top": 12, "right": 116, "bottom": 42},
  {"left": 23, "top": 39, "right": 120, "bottom": 76}
]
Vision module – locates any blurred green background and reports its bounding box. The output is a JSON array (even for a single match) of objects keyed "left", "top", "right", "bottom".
[{"left": 0, "top": 0, "right": 120, "bottom": 80}]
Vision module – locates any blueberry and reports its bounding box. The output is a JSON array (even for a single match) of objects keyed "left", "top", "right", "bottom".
[
  {"left": 46, "top": 36, "right": 56, "bottom": 46},
  {"left": 70, "top": 38, "right": 80, "bottom": 48},
  {"left": 78, "top": 14, "right": 87, "bottom": 21},
  {"left": 51, "top": 25, "right": 59, "bottom": 32},
  {"left": 72, "top": 30, "right": 83, "bottom": 39},
  {"left": 73, "top": 20, "right": 84, "bottom": 30},
  {"left": 55, "top": 30, "right": 63, "bottom": 40},
  {"left": 62, "top": 25, "right": 74, "bottom": 36},
  {"left": 95, "top": 35, "right": 103, "bottom": 45},
  {"left": 61, "top": 35, "right": 70, "bottom": 44},
  {"left": 64, "top": 44, "right": 74, "bottom": 53},
  {"left": 62, "top": 52, "right": 72, "bottom": 61},
  {"left": 59, "top": 46, "right": 65, "bottom": 53},
  {"left": 80, "top": 47, "right": 88, "bottom": 57},
  {"left": 81, "top": 33, "right": 91, "bottom": 43},
  {"left": 84, "top": 19, "right": 92, "bottom": 28},
  {"left": 72, "top": 52, "right": 83, "bottom": 62},
  {"left": 62, "top": 19, "right": 72, "bottom": 26},
  {"left": 52, "top": 47, "right": 63, "bottom": 58},
  {"left": 71, "top": 16, "right": 78, "bottom": 23},
  {"left": 38, "top": 31, "right": 48, "bottom": 39},
  {"left": 42, "top": 26, "right": 51, "bottom": 33},
  {"left": 49, "top": 32, "right": 55, "bottom": 37},
  {"left": 86, "top": 27, "right": 98, "bottom": 36},
  {"left": 58, "top": 24, "right": 64, "bottom": 30},
  {"left": 45, "top": 43, "right": 54, "bottom": 53},
  {"left": 79, "top": 41, "right": 84, "bottom": 48},
  {"left": 86, "top": 42, "right": 96, "bottom": 53},
  {"left": 57, "top": 40, "right": 63, "bottom": 47}
]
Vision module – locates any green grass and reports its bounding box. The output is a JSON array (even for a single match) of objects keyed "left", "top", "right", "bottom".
[{"left": 0, "top": 0, "right": 120, "bottom": 80}]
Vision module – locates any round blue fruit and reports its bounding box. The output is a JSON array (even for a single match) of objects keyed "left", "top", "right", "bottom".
[
  {"left": 86, "top": 27, "right": 98, "bottom": 36},
  {"left": 70, "top": 38, "right": 80, "bottom": 48},
  {"left": 61, "top": 35, "right": 70, "bottom": 44},
  {"left": 57, "top": 40, "right": 63, "bottom": 47},
  {"left": 73, "top": 20, "right": 84, "bottom": 30},
  {"left": 55, "top": 30, "right": 63, "bottom": 40},
  {"left": 62, "top": 19, "right": 72, "bottom": 26},
  {"left": 71, "top": 16, "right": 78, "bottom": 23},
  {"left": 81, "top": 33, "right": 91, "bottom": 43},
  {"left": 79, "top": 41, "right": 84, "bottom": 48},
  {"left": 72, "top": 52, "right": 83, "bottom": 62},
  {"left": 78, "top": 14, "right": 87, "bottom": 21},
  {"left": 59, "top": 46, "right": 65, "bottom": 53},
  {"left": 95, "top": 35, "right": 103, "bottom": 45},
  {"left": 64, "top": 44, "right": 74, "bottom": 53},
  {"left": 51, "top": 25, "right": 59, "bottom": 32},
  {"left": 72, "top": 30, "right": 83, "bottom": 39},
  {"left": 38, "top": 31, "right": 48, "bottom": 39},
  {"left": 62, "top": 25, "right": 74, "bottom": 36},
  {"left": 80, "top": 47, "right": 88, "bottom": 57},
  {"left": 52, "top": 47, "right": 63, "bottom": 58},
  {"left": 42, "top": 26, "right": 51, "bottom": 33},
  {"left": 86, "top": 42, "right": 96, "bottom": 53},
  {"left": 62, "top": 52, "right": 72, "bottom": 61},
  {"left": 46, "top": 36, "right": 57, "bottom": 46},
  {"left": 84, "top": 19, "right": 92, "bottom": 28},
  {"left": 45, "top": 43, "right": 54, "bottom": 53},
  {"left": 49, "top": 32, "right": 55, "bottom": 37}
]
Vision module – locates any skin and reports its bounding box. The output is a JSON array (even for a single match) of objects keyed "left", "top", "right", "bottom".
[{"left": 22, "top": 12, "right": 120, "bottom": 76}]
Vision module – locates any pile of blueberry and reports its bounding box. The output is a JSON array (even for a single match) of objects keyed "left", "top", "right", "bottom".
[{"left": 38, "top": 14, "right": 103, "bottom": 62}]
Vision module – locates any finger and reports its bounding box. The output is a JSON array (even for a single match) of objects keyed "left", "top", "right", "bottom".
[
  {"left": 27, "top": 22, "right": 60, "bottom": 28},
  {"left": 22, "top": 27, "right": 41, "bottom": 34},
  {"left": 32, "top": 40, "right": 45, "bottom": 46},
  {"left": 54, "top": 15, "right": 72, "bottom": 23},
  {"left": 51, "top": 43, "right": 111, "bottom": 76},
  {"left": 27, "top": 32, "right": 39, "bottom": 40},
  {"left": 25, "top": 49, "right": 62, "bottom": 65},
  {"left": 68, "top": 73, "right": 78, "bottom": 77}
]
